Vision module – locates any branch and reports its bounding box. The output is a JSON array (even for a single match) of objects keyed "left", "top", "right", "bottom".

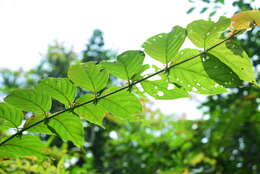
[{"left": 0, "top": 32, "right": 239, "bottom": 146}]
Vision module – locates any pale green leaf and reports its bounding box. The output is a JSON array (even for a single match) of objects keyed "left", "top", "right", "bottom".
[
  {"left": 68, "top": 62, "right": 109, "bottom": 93},
  {"left": 0, "top": 135, "right": 46, "bottom": 159},
  {"left": 48, "top": 113, "right": 84, "bottom": 147},
  {"left": 209, "top": 41, "right": 255, "bottom": 82},
  {"left": 4, "top": 88, "right": 52, "bottom": 114},
  {"left": 187, "top": 16, "right": 230, "bottom": 48},
  {"left": 75, "top": 94, "right": 105, "bottom": 128},
  {"left": 169, "top": 49, "right": 241, "bottom": 94},
  {"left": 23, "top": 115, "right": 53, "bottom": 134},
  {"left": 98, "top": 87, "right": 142, "bottom": 121},
  {"left": 36, "top": 78, "right": 76, "bottom": 107},
  {"left": 141, "top": 80, "right": 190, "bottom": 100},
  {"left": 0, "top": 103, "right": 23, "bottom": 129},
  {"left": 102, "top": 50, "right": 145, "bottom": 80},
  {"left": 142, "top": 26, "right": 186, "bottom": 64}
]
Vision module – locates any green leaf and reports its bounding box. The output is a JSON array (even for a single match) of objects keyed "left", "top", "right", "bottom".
[
  {"left": 0, "top": 103, "right": 23, "bottom": 129},
  {"left": 48, "top": 113, "right": 84, "bottom": 147},
  {"left": 4, "top": 88, "right": 52, "bottom": 114},
  {"left": 169, "top": 49, "right": 241, "bottom": 94},
  {"left": 68, "top": 62, "right": 109, "bottom": 93},
  {"left": 98, "top": 87, "right": 142, "bottom": 121},
  {"left": 102, "top": 50, "right": 145, "bottom": 80},
  {"left": 141, "top": 80, "right": 190, "bottom": 100},
  {"left": 75, "top": 94, "right": 105, "bottom": 128},
  {"left": 187, "top": 16, "right": 230, "bottom": 48},
  {"left": 0, "top": 135, "right": 46, "bottom": 159},
  {"left": 36, "top": 78, "right": 76, "bottom": 107},
  {"left": 23, "top": 115, "right": 53, "bottom": 134},
  {"left": 24, "top": 113, "right": 84, "bottom": 147},
  {"left": 142, "top": 26, "right": 186, "bottom": 64},
  {"left": 209, "top": 41, "right": 255, "bottom": 82}
]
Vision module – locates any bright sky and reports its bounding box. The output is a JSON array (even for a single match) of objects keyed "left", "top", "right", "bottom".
[{"left": 0, "top": 0, "right": 239, "bottom": 118}]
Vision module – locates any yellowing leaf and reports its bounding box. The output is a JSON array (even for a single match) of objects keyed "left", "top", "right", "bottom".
[{"left": 231, "top": 10, "right": 260, "bottom": 30}]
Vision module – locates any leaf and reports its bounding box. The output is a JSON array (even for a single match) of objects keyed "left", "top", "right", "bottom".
[
  {"left": 23, "top": 115, "right": 53, "bottom": 134},
  {"left": 231, "top": 10, "right": 260, "bottom": 30},
  {"left": 209, "top": 41, "right": 255, "bottom": 82},
  {"left": 98, "top": 87, "right": 142, "bottom": 121},
  {"left": 36, "top": 78, "right": 76, "bottom": 108},
  {"left": 48, "top": 113, "right": 84, "bottom": 147},
  {"left": 0, "top": 135, "right": 46, "bottom": 159},
  {"left": 187, "top": 7, "right": 195, "bottom": 14},
  {"left": 142, "top": 26, "right": 186, "bottom": 64},
  {"left": 141, "top": 80, "right": 190, "bottom": 100},
  {"left": 74, "top": 94, "right": 105, "bottom": 128},
  {"left": 187, "top": 16, "right": 230, "bottom": 48},
  {"left": 68, "top": 62, "right": 109, "bottom": 93},
  {"left": 169, "top": 49, "right": 241, "bottom": 94},
  {"left": 102, "top": 50, "right": 145, "bottom": 80},
  {"left": 4, "top": 88, "right": 52, "bottom": 114},
  {"left": 24, "top": 113, "right": 84, "bottom": 147},
  {"left": 0, "top": 103, "right": 23, "bottom": 129}
]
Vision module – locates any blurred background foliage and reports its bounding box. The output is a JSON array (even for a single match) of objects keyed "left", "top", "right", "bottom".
[{"left": 0, "top": 0, "right": 260, "bottom": 173}]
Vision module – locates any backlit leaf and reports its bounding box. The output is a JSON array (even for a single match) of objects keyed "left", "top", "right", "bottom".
[
  {"left": 0, "top": 135, "right": 46, "bottom": 159},
  {"left": 142, "top": 26, "right": 186, "bottom": 64},
  {"left": 68, "top": 62, "right": 109, "bottom": 93},
  {"left": 231, "top": 10, "right": 260, "bottom": 30},
  {"left": 36, "top": 78, "right": 76, "bottom": 108},
  {"left": 0, "top": 103, "right": 23, "bottom": 129},
  {"left": 102, "top": 50, "right": 145, "bottom": 80},
  {"left": 75, "top": 94, "right": 105, "bottom": 128},
  {"left": 4, "top": 88, "right": 52, "bottom": 114}
]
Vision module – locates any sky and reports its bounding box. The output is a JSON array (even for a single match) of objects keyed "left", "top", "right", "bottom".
[{"left": 0, "top": 0, "right": 240, "bottom": 118}]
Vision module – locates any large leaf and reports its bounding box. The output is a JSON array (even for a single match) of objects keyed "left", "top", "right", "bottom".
[
  {"left": 0, "top": 103, "right": 23, "bottom": 129},
  {"left": 187, "top": 16, "right": 230, "bottom": 48},
  {"left": 141, "top": 80, "right": 190, "bottom": 100},
  {"left": 75, "top": 94, "right": 105, "bottom": 128},
  {"left": 102, "top": 50, "right": 145, "bottom": 80},
  {"left": 68, "top": 62, "right": 109, "bottom": 93},
  {"left": 142, "top": 26, "right": 186, "bottom": 64},
  {"left": 48, "top": 113, "right": 84, "bottom": 147},
  {"left": 169, "top": 49, "right": 241, "bottom": 94},
  {"left": 0, "top": 135, "right": 46, "bottom": 159},
  {"left": 36, "top": 78, "right": 76, "bottom": 107},
  {"left": 25, "top": 113, "right": 84, "bottom": 147},
  {"left": 231, "top": 10, "right": 260, "bottom": 30},
  {"left": 4, "top": 88, "right": 52, "bottom": 114},
  {"left": 209, "top": 41, "right": 255, "bottom": 82},
  {"left": 98, "top": 87, "right": 142, "bottom": 121}
]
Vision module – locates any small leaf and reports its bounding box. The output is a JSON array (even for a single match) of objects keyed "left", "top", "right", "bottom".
[
  {"left": 75, "top": 94, "right": 105, "bottom": 128},
  {"left": 141, "top": 80, "right": 190, "bottom": 100},
  {"left": 169, "top": 49, "right": 240, "bottom": 94},
  {"left": 36, "top": 78, "right": 76, "bottom": 108},
  {"left": 231, "top": 10, "right": 260, "bottom": 30},
  {"left": 98, "top": 87, "right": 142, "bottom": 121},
  {"left": 68, "top": 62, "right": 109, "bottom": 93},
  {"left": 0, "top": 135, "right": 46, "bottom": 159},
  {"left": 187, "top": 7, "right": 195, "bottom": 14},
  {"left": 4, "top": 88, "right": 52, "bottom": 114},
  {"left": 0, "top": 103, "right": 23, "bottom": 129},
  {"left": 187, "top": 16, "right": 230, "bottom": 48},
  {"left": 102, "top": 50, "right": 145, "bottom": 80},
  {"left": 142, "top": 26, "right": 186, "bottom": 64}
]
